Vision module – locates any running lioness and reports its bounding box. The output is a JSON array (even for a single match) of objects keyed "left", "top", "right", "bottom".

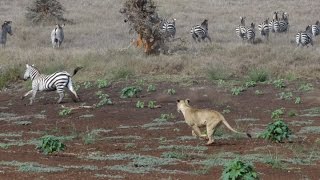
[{"left": 176, "top": 99, "right": 251, "bottom": 145}]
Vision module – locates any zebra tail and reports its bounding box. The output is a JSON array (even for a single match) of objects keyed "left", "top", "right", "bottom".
[{"left": 72, "top": 66, "right": 83, "bottom": 76}]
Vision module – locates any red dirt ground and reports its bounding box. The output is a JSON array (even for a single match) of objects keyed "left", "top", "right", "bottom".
[{"left": 0, "top": 79, "right": 320, "bottom": 179}]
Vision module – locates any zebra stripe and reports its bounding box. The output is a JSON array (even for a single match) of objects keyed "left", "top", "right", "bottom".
[
  {"left": 258, "top": 18, "right": 270, "bottom": 40},
  {"left": 190, "top": 19, "right": 211, "bottom": 42},
  {"left": 311, "top": 20, "right": 320, "bottom": 37},
  {"left": 236, "top": 17, "right": 246, "bottom": 40},
  {"left": 246, "top": 23, "right": 255, "bottom": 43},
  {"left": 161, "top": 18, "right": 176, "bottom": 39},
  {"left": 22, "top": 64, "right": 82, "bottom": 105},
  {"left": 296, "top": 25, "right": 313, "bottom": 47}
]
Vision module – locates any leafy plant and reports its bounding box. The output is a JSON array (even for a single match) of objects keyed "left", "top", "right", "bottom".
[
  {"left": 248, "top": 68, "right": 268, "bottom": 82},
  {"left": 95, "top": 91, "right": 112, "bottom": 107},
  {"left": 279, "top": 92, "right": 293, "bottom": 100},
  {"left": 83, "top": 81, "right": 92, "bottom": 89},
  {"left": 147, "top": 84, "right": 156, "bottom": 92},
  {"left": 271, "top": 108, "right": 285, "bottom": 119},
  {"left": 244, "top": 81, "right": 256, "bottom": 88},
  {"left": 148, "top": 101, "right": 156, "bottom": 109},
  {"left": 298, "top": 83, "right": 313, "bottom": 92},
  {"left": 295, "top": 97, "right": 302, "bottom": 104},
  {"left": 120, "top": 86, "right": 142, "bottom": 98},
  {"left": 259, "top": 119, "right": 292, "bottom": 143},
  {"left": 136, "top": 101, "right": 144, "bottom": 108},
  {"left": 37, "top": 135, "right": 65, "bottom": 155},
  {"left": 221, "top": 159, "right": 258, "bottom": 180},
  {"left": 58, "top": 107, "right": 72, "bottom": 116},
  {"left": 231, "top": 86, "right": 245, "bottom": 96},
  {"left": 83, "top": 132, "right": 96, "bottom": 145},
  {"left": 273, "top": 79, "right": 286, "bottom": 89},
  {"left": 25, "top": 0, "right": 68, "bottom": 24},
  {"left": 96, "top": 79, "right": 109, "bottom": 89},
  {"left": 160, "top": 113, "right": 175, "bottom": 120},
  {"left": 167, "top": 88, "right": 176, "bottom": 95}
]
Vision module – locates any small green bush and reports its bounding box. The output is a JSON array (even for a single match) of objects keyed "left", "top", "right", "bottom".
[
  {"left": 96, "top": 79, "right": 109, "bottom": 88},
  {"left": 148, "top": 101, "right": 156, "bottom": 109},
  {"left": 37, "top": 135, "right": 65, "bottom": 155},
  {"left": 120, "top": 86, "right": 142, "bottom": 98},
  {"left": 231, "top": 86, "right": 245, "bottom": 96},
  {"left": 147, "top": 84, "right": 156, "bottom": 92},
  {"left": 294, "top": 97, "right": 302, "bottom": 104},
  {"left": 259, "top": 119, "right": 292, "bottom": 143},
  {"left": 244, "top": 81, "right": 256, "bottom": 88},
  {"left": 136, "top": 101, "right": 144, "bottom": 108},
  {"left": 58, "top": 108, "right": 72, "bottom": 116},
  {"left": 271, "top": 108, "right": 285, "bottom": 119},
  {"left": 248, "top": 68, "right": 268, "bottom": 82},
  {"left": 298, "top": 83, "right": 313, "bottom": 92},
  {"left": 279, "top": 92, "right": 293, "bottom": 100},
  {"left": 167, "top": 88, "right": 176, "bottom": 95},
  {"left": 273, "top": 79, "right": 286, "bottom": 89},
  {"left": 221, "top": 159, "right": 258, "bottom": 180}
]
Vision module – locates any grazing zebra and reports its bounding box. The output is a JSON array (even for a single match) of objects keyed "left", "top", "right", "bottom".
[
  {"left": 190, "top": 19, "right": 212, "bottom": 42},
  {"left": 0, "top": 21, "right": 13, "bottom": 48},
  {"left": 258, "top": 18, "right": 270, "bottom": 40},
  {"left": 296, "top": 25, "right": 313, "bottom": 47},
  {"left": 311, "top": 20, "right": 320, "bottom": 37},
  {"left": 22, "top": 64, "right": 82, "bottom": 105},
  {"left": 161, "top": 18, "right": 176, "bottom": 39},
  {"left": 236, "top": 16, "right": 247, "bottom": 40},
  {"left": 51, "top": 24, "right": 64, "bottom": 48},
  {"left": 246, "top": 23, "right": 255, "bottom": 43}
]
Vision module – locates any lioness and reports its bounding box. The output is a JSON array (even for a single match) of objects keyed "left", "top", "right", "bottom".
[{"left": 176, "top": 99, "right": 251, "bottom": 145}]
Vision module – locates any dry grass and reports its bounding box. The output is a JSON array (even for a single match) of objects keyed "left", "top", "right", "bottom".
[{"left": 1, "top": 0, "right": 320, "bottom": 87}]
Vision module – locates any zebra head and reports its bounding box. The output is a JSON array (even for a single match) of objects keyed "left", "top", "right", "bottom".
[
  {"left": 305, "top": 25, "right": 312, "bottom": 34},
  {"left": 23, "top": 64, "right": 37, "bottom": 81},
  {"left": 250, "top": 23, "right": 255, "bottom": 29},
  {"left": 240, "top": 17, "right": 246, "bottom": 26},
  {"left": 316, "top": 20, "right": 320, "bottom": 26},
  {"left": 264, "top": 18, "right": 269, "bottom": 24},
  {"left": 273, "top": 12, "right": 278, "bottom": 21},
  {"left": 2, "top": 21, "right": 13, "bottom": 36},
  {"left": 201, "top": 19, "right": 208, "bottom": 30}
]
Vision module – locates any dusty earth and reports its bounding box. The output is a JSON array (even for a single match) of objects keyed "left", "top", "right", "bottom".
[{"left": 0, "top": 79, "right": 320, "bottom": 180}]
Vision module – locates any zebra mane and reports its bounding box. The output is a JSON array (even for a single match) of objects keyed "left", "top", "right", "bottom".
[{"left": 29, "top": 65, "right": 40, "bottom": 74}]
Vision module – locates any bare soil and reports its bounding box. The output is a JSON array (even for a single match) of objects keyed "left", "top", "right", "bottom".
[{"left": 0, "top": 79, "right": 320, "bottom": 179}]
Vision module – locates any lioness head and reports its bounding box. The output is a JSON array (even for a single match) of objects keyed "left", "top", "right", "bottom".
[{"left": 176, "top": 99, "right": 190, "bottom": 113}]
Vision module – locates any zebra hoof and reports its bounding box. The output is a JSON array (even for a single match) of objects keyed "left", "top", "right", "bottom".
[{"left": 21, "top": 96, "right": 25, "bottom": 100}]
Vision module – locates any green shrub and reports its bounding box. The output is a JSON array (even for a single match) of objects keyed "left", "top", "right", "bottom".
[
  {"left": 254, "top": 90, "right": 263, "bottom": 95},
  {"left": 221, "top": 159, "right": 258, "bottom": 180},
  {"left": 294, "top": 97, "right": 302, "bottom": 104},
  {"left": 167, "top": 88, "right": 176, "bottom": 95},
  {"left": 298, "top": 83, "right": 313, "bottom": 92},
  {"left": 96, "top": 79, "right": 109, "bottom": 88},
  {"left": 259, "top": 119, "right": 292, "bottom": 143},
  {"left": 0, "top": 66, "right": 21, "bottom": 90},
  {"left": 37, "top": 135, "right": 65, "bottom": 155},
  {"left": 231, "top": 86, "right": 245, "bottom": 96},
  {"left": 95, "top": 91, "right": 112, "bottom": 107},
  {"left": 83, "top": 81, "right": 92, "bottom": 89},
  {"left": 273, "top": 79, "right": 286, "bottom": 89},
  {"left": 248, "top": 68, "right": 268, "bottom": 82},
  {"left": 147, "top": 84, "right": 156, "bottom": 92},
  {"left": 271, "top": 108, "right": 285, "bottom": 119},
  {"left": 279, "top": 92, "right": 293, "bottom": 100},
  {"left": 207, "top": 66, "right": 230, "bottom": 80},
  {"left": 120, "top": 86, "right": 142, "bottom": 98},
  {"left": 244, "top": 81, "right": 256, "bottom": 88},
  {"left": 160, "top": 113, "right": 175, "bottom": 120},
  {"left": 25, "top": 0, "right": 68, "bottom": 24},
  {"left": 148, "top": 101, "right": 156, "bottom": 109},
  {"left": 58, "top": 107, "right": 72, "bottom": 116},
  {"left": 136, "top": 101, "right": 144, "bottom": 108}
]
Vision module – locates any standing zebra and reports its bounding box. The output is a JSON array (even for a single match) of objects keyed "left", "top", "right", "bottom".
[
  {"left": 0, "top": 21, "right": 13, "bottom": 48},
  {"left": 311, "top": 20, "right": 320, "bottom": 37},
  {"left": 236, "top": 16, "right": 247, "bottom": 40},
  {"left": 190, "top": 19, "right": 212, "bottom": 42},
  {"left": 246, "top": 23, "right": 255, "bottom": 43},
  {"left": 161, "top": 18, "right": 176, "bottom": 39},
  {"left": 258, "top": 18, "right": 270, "bottom": 40},
  {"left": 51, "top": 24, "right": 64, "bottom": 48},
  {"left": 22, "top": 64, "right": 82, "bottom": 105},
  {"left": 296, "top": 25, "right": 313, "bottom": 47},
  {"left": 270, "top": 11, "right": 289, "bottom": 33}
]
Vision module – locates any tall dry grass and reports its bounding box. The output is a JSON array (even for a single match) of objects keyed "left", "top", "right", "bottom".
[{"left": 1, "top": 0, "right": 320, "bottom": 88}]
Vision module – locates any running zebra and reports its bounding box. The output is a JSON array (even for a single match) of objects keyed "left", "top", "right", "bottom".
[
  {"left": 258, "top": 18, "right": 270, "bottom": 40},
  {"left": 246, "top": 23, "right": 255, "bottom": 43},
  {"left": 296, "top": 25, "right": 313, "bottom": 47},
  {"left": 311, "top": 20, "right": 320, "bottom": 37},
  {"left": 236, "top": 16, "right": 246, "bottom": 40},
  {"left": 161, "top": 18, "right": 176, "bottom": 39},
  {"left": 22, "top": 64, "right": 82, "bottom": 105},
  {"left": 270, "top": 11, "right": 289, "bottom": 33},
  {"left": 190, "top": 19, "right": 212, "bottom": 42},
  {"left": 51, "top": 24, "right": 64, "bottom": 48},
  {"left": 0, "top": 21, "right": 13, "bottom": 48}
]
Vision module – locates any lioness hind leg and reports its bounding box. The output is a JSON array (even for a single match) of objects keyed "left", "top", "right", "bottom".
[
  {"left": 206, "top": 122, "right": 222, "bottom": 145},
  {"left": 192, "top": 126, "right": 207, "bottom": 139}
]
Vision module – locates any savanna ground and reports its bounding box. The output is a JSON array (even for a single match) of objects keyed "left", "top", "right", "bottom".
[{"left": 1, "top": 0, "right": 320, "bottom": 179}]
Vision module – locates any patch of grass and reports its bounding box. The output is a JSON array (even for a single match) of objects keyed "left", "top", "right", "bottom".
[
  {"left": 221, "top": 159, "right": 258, "bottom": 180},
  {"left": 298, "top": 83, "right": 313, "bottom": 92},
  {"left": 37, "top": 135, "right": 65, "bottom": 155},
  {"left": 259, "top": 119, "right": 292, "bottom": 143},
  {"left": 279, "top": 92, "right": 293, "bottom": 100},
  {"left": 120, "top": 86, "right": 142, "bottom": 98},
  {"left": 248, "top": 68, "right": 268, "bottom": 82},
  {"left": 136, "top": 101, "right": 144, "bottom": 108},
  {"left": 125, "top": 143, "right": 136, "bottom": 149},
  {"left": 298, "top": 126, "right": 320, "bottom": 134},
  {"left": 82, "top": 131, "right": 97, "bottom": 145},
  {"left": 244, "top": 80, "right": 256, "bottom": 88},
  {"left": 95, "top": 174, "right": 124, "bottom": 179},
  {"left": 0, "top": 66, "right": 21, "bottom": 90},
  {"left": 166, "top": 88, "right": 176, "bottom": 95},
  {"left": 273, "top": 79, "right": 286, "bottom": 89},
  {"left": 0, "top": 161, "right": 64, "bottom": 173},
  {"left": 83, "top": 81, "right": 93, "bottom": 89},
  {"left": 289, "top": 120, "right": 313, "bottom": 126},
  {"left": 271, "top": 108, "right": 285, "bottom": 119},
  {"left": 207, "top": 66, "right": 230, "bottom": 80},
  {"left": 14, "top": 121, "right": 32, "bottom": 125},
  {"left": 161, "top": 151, "right": 189, "bottom": 160},
  {"left": 112, "top": 67, "right": 134, "bottom": 80},
  {"left": 231, "top": 86, "right": 245, "bottom": 96},
  {"left": 96, "top": 79, "right": 109, "bottom": 88},
  {"left": 294, "top": 97, "right": 302, "bottom": 104},
  {"left": 287, "top": 110, "right": 298, "bottom": 117},
  {"left": 147, "top": 100, "right": 156, "bottom": 109},
  {"left": 160, "top": 113, "right": 175, "bottom": 120},
  {"left": 265, "top": 150, "right": 287, "bottom": 169},
  {"left": 58, "top": 107, "right": 72, "bottom": 116},
  {"left": 235, "top": 118, "right": 259, "bottom": 122},
  {"left": 147, "top": 84, "right": 156, "bottom": 92},
  {"left": 158, "top": 145, "right": 207, "bottom": 152},
  {"left": 300, "top": 107, "right": 320, "bottom": 117}
]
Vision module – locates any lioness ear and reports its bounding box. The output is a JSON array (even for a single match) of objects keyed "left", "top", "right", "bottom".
[
  {"left": 176, "top": 99, "right": 180, "bottom": 103},
  {"left": 185, "top": 99, "right": 190, "bottom": 104}
]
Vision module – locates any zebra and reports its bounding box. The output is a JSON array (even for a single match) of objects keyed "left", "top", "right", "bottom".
[
  {"left": 270, "top": 11, "right": 289, "bottom": 33},
  {"left": 161, "top": 18, "right": 176, "bottom": 39},
  {"left": 258, "top": 18, "right": 270, "bottom": 40},
  {"left": 22, "top": 64, "right": 82, "bottom": 105},
  {"left": 236, "top": 16, "right": 246, "bottom": 40},
  {"left": 311, "top": 20, "right": 320, "bottom": 37},
  {"left": 190, "top": 19, "right": 212, "bottom": 42},
  {"left": 51, "top": 24, "right": 64, "bottom": 48},
  {"left": 246, "top": 23, "right": 255, "bottom": 43},
  {"left": 0, "top": 21, "right": 13, "bottom": 48},
  {"left": 296, "top": 25, "right": 313, "bottom": 47}
]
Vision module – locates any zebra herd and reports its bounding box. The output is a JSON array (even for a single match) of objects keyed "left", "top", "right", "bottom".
[{"left": 237, "top": 11, "right": 320, "bottom": 47}]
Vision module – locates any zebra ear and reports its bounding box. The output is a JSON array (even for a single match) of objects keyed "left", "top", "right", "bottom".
[
  {"left": 26, "top": 64, "right": 29, "bottom": 68},
  {"left": 32, "top": 64, "right": 35, "bottom": 67}
]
